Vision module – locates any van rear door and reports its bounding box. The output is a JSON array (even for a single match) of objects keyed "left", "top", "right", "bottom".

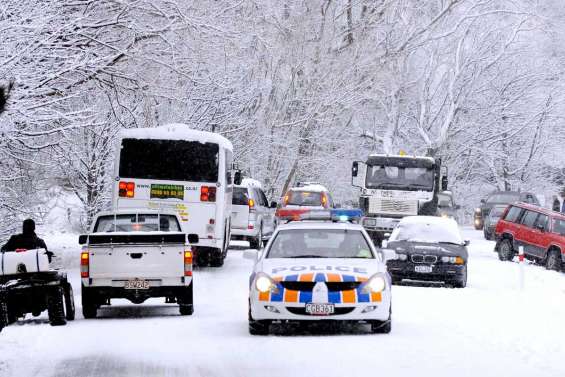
[{"left": 231, "top": 187, "right": 250, "bottom": 230}]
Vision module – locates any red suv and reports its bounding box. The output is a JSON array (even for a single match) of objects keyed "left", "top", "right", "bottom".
[{"left": 494, "top": 203, "right": 565, "bottom": 271}]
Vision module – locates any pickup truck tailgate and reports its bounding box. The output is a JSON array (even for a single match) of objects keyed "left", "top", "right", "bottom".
[{"left": 84, "top": 233, "right": 187, "bottom": 279}]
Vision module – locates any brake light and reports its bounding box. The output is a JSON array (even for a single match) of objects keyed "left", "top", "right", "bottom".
[
  {"left": 119, "top": 181, "right": 135, "bottom": 198},
  {"left": 80, "top": 251, "right": 89, "bottom": 278},
  {"left": 200, "top": 186, "right": 217, "bottom": 202},
  {"left": 283, "top": 194, "right": 289, "bottom": 206},
  {"left": 184, "top": 249, "right": 193, "bottom": 277},
  {"left": 248, "top": 198, "right": 255, "bottom": 208},
  {"left": 275, "top": 208, "right": 310, "bottom": 221}
]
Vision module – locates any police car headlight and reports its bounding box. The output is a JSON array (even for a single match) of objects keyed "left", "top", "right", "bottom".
[
  {"left": 365, "top": 274, "right": 386, "bottom": 293},
  {"left": 255, "top": 273, "right": 277, "bottom": 293}
]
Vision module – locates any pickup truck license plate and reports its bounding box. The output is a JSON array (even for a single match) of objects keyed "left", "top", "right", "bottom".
[
  {"left": 305, "top": 303, "right": 335, "bottom": 316},
  {"left": 125, "top": 279, "right": 150, "bottom": 290},
  {"left": 415, "top": 265, "right": 433, "bottom": 273}
]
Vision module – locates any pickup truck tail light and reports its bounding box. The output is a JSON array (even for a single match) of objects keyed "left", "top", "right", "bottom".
[
  {"left": 119, "top": 181, "right": 135, "bottom": 198},
  {"left": 80, "top": 251, "right": 89, "bottom": 278},
  {"left": 184, "top": 249, "right": 193, "bottom": 277},
  {"left": 200, "top": 186, "right": 217, "bottom": 202}
]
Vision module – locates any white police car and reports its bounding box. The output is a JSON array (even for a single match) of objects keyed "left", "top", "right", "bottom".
[{"left": 248, "top": 209, "right": 394, "bottom": 335}]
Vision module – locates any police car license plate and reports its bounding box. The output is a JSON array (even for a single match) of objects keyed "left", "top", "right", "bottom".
[
  {"left": 125, "top": 279, "right": 150, "bottom": 289},
  {"left": 305, "top": 303, "right": 335, "bottom": 316},
  {"left": 415, "top": 265, "right": 433, "bottom": 273}
]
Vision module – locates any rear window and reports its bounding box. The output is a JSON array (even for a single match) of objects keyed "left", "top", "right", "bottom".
[
  {"left": 232, "top": 187, "right": 249, "bottom": 205},
  {"left": 520, "top": 210, "right": 539, "bottom": 228},
  {"left": 504, "top": 206, "right": 523, "bottom": 223},
  {"left": 119, "top": 139, "right": 219, "bottom": 182},
  {"left": 553, "top": 219, "right": 565, "bottom": 236},
  {"left": 94, "top": 214, "right": 181, "bottom": 232},
  {"left": 287, "top": 191, "right": 322, "bottom": 206}
]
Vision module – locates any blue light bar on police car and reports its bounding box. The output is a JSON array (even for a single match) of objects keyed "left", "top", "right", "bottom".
[{"left": 330, "top": 209, "right": 363, "bottom": 223}]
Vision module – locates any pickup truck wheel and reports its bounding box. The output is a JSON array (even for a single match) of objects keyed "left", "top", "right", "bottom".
[
  {"left": 81, "top": 286, "right": 98, "bottom": 319},
  {"left": 47, "top": 287, "right": 67, "bottom": 326},
  {"left": 178, "top": 283, "right": 194, "bottom": 315},
  {"left": 498, "top": 239, "right": 514, "bottom": 261},
  {"left": 546, "top": 249, "right": 562, "bottom": 271},
  {"left": 64, "top": 282, "right": 75, "bottom": 321}
]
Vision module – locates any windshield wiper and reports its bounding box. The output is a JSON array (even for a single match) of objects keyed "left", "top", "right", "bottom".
[{"left": 289, "top": 255, "right": 324, "bottom": 258}]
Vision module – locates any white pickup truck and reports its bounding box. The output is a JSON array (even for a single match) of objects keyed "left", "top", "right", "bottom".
[{"left": 79, "top": 211, "right": 198, "bottom": 318}]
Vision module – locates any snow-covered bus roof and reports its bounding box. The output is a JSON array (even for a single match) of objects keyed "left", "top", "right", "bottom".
[{"left": 120, "top": 124, "right": 233, "bottom": 151}]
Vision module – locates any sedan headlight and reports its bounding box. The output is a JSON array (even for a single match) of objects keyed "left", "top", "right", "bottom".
[
  {"left": 363, "top": 274, "right": 386, "bottom": 293},
  {"left": 441, "top": 256, "right": 465, "bottom": 265},
  {"left": 254, "top": 273, "right": 278, "bottom": 293},
  {"left": 396, "top": 252, "right": 408, "bottom": 261}
]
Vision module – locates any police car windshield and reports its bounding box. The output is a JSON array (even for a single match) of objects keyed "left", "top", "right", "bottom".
[{"left": 267, "top": 229, "right": 374, "bottom": 259}]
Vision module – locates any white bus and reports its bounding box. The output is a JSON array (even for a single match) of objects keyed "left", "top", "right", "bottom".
[{"left": 112, "top": 124, "right": 234, "bottom": 267}]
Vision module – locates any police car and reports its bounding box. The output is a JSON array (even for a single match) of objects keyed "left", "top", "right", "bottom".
[{"left": 248, "top": 209, "right": 394, "bottom": 335}]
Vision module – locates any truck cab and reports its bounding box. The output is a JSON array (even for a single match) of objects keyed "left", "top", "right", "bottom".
[
  {"left": 352, "top": 154, "right": 446, "bottom": 245},
  {"left": 79, "top": 210, "right": 198, "bottom": 318}
]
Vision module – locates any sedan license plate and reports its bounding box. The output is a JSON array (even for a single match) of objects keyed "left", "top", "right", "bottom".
[
  {"left": 124, "top": 279, "right": 150, "bottom": 290},
  {"left": 415, "top": 265, "right": 433, "bottom": 273},
  {"left": 305, "top": 303, "right": 335, "bottom": 316}
]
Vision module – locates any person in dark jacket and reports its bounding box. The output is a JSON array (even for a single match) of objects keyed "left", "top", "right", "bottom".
[{"left": 1, "top": 219, "right": 52, "bottom": 261}]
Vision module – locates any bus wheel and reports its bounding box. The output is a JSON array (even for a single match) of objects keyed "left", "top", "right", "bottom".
[{"left": 210, "top": 249, "right": 225, "bottom": 267}]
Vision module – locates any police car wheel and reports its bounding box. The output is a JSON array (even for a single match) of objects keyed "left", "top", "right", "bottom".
[
  {"left": 47, "top": 287, "right": 67, "bottom": 326},
  {"left": 370, "top": 320, "right": 391, "bottom": 334}
]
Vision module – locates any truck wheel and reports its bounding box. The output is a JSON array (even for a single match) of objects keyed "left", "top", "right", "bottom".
[
  {"left": 0, "top": 300, "right": 8, "bottom": 332},
  {"left": 64, "top": 282, "right": 75, "bottom": 321},
  {"left": 81, "top": 286, "right": 98, "bottom": 319},
  {"left": 546, "top": 249, "right": 562, "bottom": 271},
  {"left": 178, "top": 282, "right": 194, "bottom": 316},
  {"left": 47, "top": 287, "right": 67, "bottom": 326},
  {"left": 498, "top": 239, "right": 514, "bottom": 261},
  {"left": 248, "top": 306, "right": 269, "bottom": 335},
  {"left": 209, "top": 249, "right": 225, "bottom": 267}
]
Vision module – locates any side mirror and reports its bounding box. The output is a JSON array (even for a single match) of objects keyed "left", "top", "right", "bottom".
[
  {"left": 234, "top": 171, "right": 242, "bottom": 185},
  {"left": 352, "top": 161, "right": 367, "bottom": 188},
  {"left": 464, "top": 239, "right": 470, "bottom": 247},
  {"left": 187, "top": 234, "right": 199, "bottom": 244},
  {"left": 480, "top": 199, "right": 486, "bottom": 204},
  {"left": 270, "top": 201, "right": 277, "bottom": 209},
  {"left": 381, "top": 248, "right": 398, "bottom": 262},
  {"left": 78, "top": 235, "right": 88, "bottom": 245},
  {"left": 441, "top": 176, "right": 448, "bottom": 191}
]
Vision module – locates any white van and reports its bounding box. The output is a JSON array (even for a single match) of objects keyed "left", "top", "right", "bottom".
[{"left": 112, "top": 124, "right": 234, "bottom": 266}]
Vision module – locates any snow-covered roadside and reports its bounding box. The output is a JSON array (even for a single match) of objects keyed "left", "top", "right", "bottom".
[{"left": 1, "top": 227, "right": 564, "bottom": 377}]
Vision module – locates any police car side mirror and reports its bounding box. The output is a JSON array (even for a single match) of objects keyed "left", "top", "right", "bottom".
[{"left": 382, "top": 248, "right": 398, "bottom": 262}]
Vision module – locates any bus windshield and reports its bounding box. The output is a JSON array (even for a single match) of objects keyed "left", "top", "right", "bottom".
[{"left": 119, "top": 138, "right": 219, "bottom": 182}]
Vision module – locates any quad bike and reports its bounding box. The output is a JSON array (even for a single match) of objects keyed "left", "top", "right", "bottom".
[{"left": 0, "top": 248, "right": 75, "bottom": 330}]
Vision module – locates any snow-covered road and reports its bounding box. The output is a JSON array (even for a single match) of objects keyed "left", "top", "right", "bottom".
[{"left": 1, "top": 227, "right": 564, "bottom": 377}]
